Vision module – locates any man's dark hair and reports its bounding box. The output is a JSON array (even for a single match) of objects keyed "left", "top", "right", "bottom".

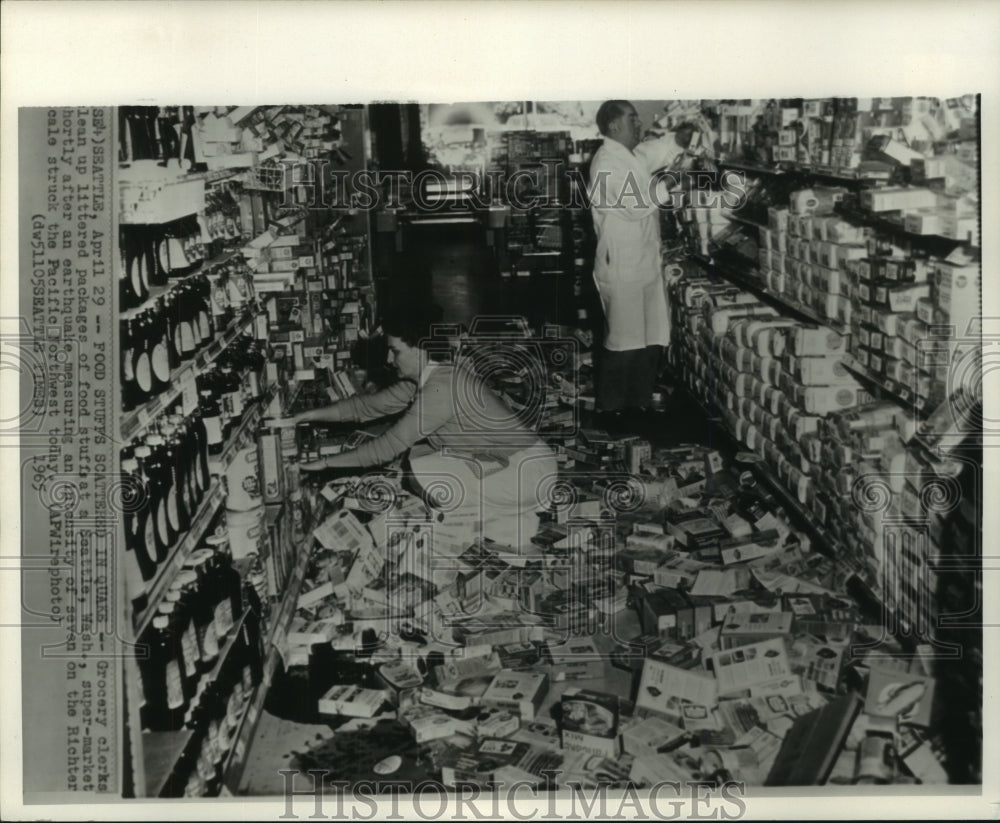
[
  {"left": 596, "top": 100, "right": 634, "bottom": 136},
  {"left": 674, "top": 122, "right": 698, "bottom": 149}
]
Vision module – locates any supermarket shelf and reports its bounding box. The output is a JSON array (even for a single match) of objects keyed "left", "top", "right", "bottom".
[
  {"left": 122, "top": 250, "right": 243, "bottom": 317},
  {"left": 133, "top": 483, "right": 225, "bottom": 638},
  {"left": 841, "top": 356, "right": 979, "bottom": 457},
  {"left": 222, "top": 539, "right": 311, "bottom": 793},
  {"left": 118, "top": 166, "right": 242, "bottom": 226},
  {"left": 209, "top": 610, "right": 252, "bottom": 685},
  {"left": 139, "top": 609, "right": 252, "bottom": 798},
  {"left": 674, "top": 365, "right": 902, "bottom": 638},
  {"left": 132, "top": 387, "right": 276, "bottom": 639},
  {"left": 718, "top": 158, "right": 882, "bottom": 183},
  {"left": 840, "top": 354, "right": 936, "bottom": 420},
  {"left": 671, "top": 366, "right": 836, "bottom": 549},
  {"left": 717, "top": 159, "right": 787, "bottom": 177},
  {"left": 142, "top": 729, "right": 195, "bottom": 798},
  {"left": 723, "top": 212, "right": 767, "bottom": 230},
  {"left": 783, "top": 162, "right": 870, "bottom": 183},
  {"left": 213, "top": 385, "right": 276, "bottom": 472},
  {"left": 119, "top": 165, "right": 242, "bottom": 187},
  {"left": 836, "top": 203, "right": 975, "bottom": 250},
  {"left": 693, "top": 253, "right": 849, "bottom": 334},
  {"left": 120, "top": 311, "right": 255, "bottom": 444}
]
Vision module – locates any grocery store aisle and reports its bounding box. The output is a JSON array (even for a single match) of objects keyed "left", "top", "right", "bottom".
[
  {"left": 375, "top": 222, "right": 724, "bottom": 452},
  {"left": 380, "top": 222, "right": 575, "bottom": 332}
]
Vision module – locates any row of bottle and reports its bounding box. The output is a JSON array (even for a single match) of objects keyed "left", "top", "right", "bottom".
[
  {"left": 121, "top": 278, "right": 214, "bottom": 411},
  {"left": 137, "top": 532, "right": 262, "bottom": 732},
  {"left": 122, "top": 415, "right": 214, "bottom": 604},
  {"left": 121, "top": 274, "right": 259, "bottom": 413},
  {"left": 119, "top": 105, "right": 200, "bottom": 170},
  {"left": 120, "top": 217, "right": 205, "bottom": 307},
  {"left": 119, "top": 202, "right": 244, "bottom": 311},
  {"left": 170, "top": 647, "right": 259, "bottom": 798},
  {"left": 121, "top": 341, "right": 271, "bottom": 598},
  {"left": 198, "top": 341, "right": 269, "bottom": 446}
]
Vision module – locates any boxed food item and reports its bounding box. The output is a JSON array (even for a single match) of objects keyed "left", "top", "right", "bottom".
[
  {"left": 473, "top": 707, "right": 521, "bottom": 739},
  {"left": 560, "top": 687, "right": 622, "bottom": 758},
  {"left": 546, "top": 637, "right": 603, "bottom": 681},
  {"left": 481, "top": 670, "right": 549, "bottom": 720},
  {"left": 620, "top": 715, "right": 687, "bottom": 756},
  {"left": 636, "top": 659, "right": 718, "bottom": 721},
  {"left": 318, "top": 684, "right": 388, "bottom": 718},
  {"left": 719, "top": 610, "right": 794, "bottom": 649},
  {"left": 704, "top": 638, "right": 794, "bottom": 697},
  {"left": 860, "top": 186, "right": 942, "bottom": 213},
  {"left": 792, "top": 325, "right": 848, "bottom": 357},
  {"left": 404, "top": 705, "right": 473, "bottom": 743},
  {"left": 864, "top": 665, "right": 935, "bottom": 727}
]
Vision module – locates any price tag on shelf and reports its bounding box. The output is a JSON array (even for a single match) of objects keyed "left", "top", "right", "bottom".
[
  {"left": 181, "top": 377, "right": 199, "bottom": 416},
  {"left": 121, "top": 416, "right": 137, "bottom": 442}
]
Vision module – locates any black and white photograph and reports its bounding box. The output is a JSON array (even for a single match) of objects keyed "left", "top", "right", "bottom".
[{"left": 2, "top": 2, "right": 998, "bottom": 820}]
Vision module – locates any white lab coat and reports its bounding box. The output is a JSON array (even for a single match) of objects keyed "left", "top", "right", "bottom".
[{"left": 589, "top": 135, "right": 684, "bottom": 351}]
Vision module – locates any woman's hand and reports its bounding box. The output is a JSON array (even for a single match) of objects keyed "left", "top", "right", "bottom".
[
  {"left": 293, "top": 408, "right": 319, "bottom": 425},
  {"left": 300, "top": 456, "right": 331, "bottom": 472},
  {"left": 299, "top": 450, "right": 359, "bottom": 474}
]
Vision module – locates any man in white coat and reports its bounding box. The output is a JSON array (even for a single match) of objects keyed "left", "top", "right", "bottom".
[{"left": 588, "top": 100, "right": 690, "bottom": 424}]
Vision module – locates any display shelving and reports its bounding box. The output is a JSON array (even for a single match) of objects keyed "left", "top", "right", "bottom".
[
  {"left": 131, "top": 382, "right": 277, "bottom": 638},
  {"left": 119, "top": 103, "right": 376, "bottom": 798}
]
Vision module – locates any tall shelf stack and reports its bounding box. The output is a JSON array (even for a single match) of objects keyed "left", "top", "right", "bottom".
[
  {"left": 115, "top": 105, "right": 377, "bottom": 797},
  {"left": 668, "top": 95, "right": 981, "bottom": 781}
]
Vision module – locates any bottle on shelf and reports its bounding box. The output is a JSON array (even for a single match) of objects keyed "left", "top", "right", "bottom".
[
  {"left": 138, "top": 612, "right": 190, "bottom": 731},
  {"left": 148, "top": 304, "right": 173, "bottom": 395},
  {"left": 119, "top": 225, "right": 151, "bottom": 310},
  {"left": 193, "top": 273, "right": 215, "bottom": 344},
  {"left": 209, "top": 266, "right": 234, "bottom": 332},
  {"left": 146, "top": 433, "right": 184, "bottom": 546},
  {"left": 178, "top": 106, "right": 202, "bottom": 173},
  {"left": 167, "top": 413, "right": 205, "bottom": 508},
  {"left": 244, "top": 340, "right": 266, "bottom": 401},
  {"left": 157, "top": 424, "right": 193, "bottom": 535},
  {"left": 156, "top": 106, "right": 182, "bottom": 168},
  {"left": 174, "top": 568, "right": 220, "bottom": 675},
  {"left": 185, "top": 408, "right": 212, "bottom": 494},
  {"left": 237, "top": 602, "right": 264, "bottom": 694},
  {"left": 158, "top": 594, "right": 201, "bottom": 702},
  {"left": 121, "top": 314, "right": 140, "bottom": 412},
  {"left": 176, "top": 281, "right": 199, "bottom": 362},
  {"left": 160, "top": 289, "right": 183, "bottom": 372},
  {"left": 119, "top": 106, "right": 161, "bottom": 164},
  {"left": 133, "top": 444, "right": 172, "bottom": 563},
  {"left": 121, "top": 454, "right": 157, "bottom": 613},
  {"left": 218, "top": 363, "right": 245, "bottom": 426},
  {"left": 204, "top": 534, "right": 243, "bottom": 642},
  {"left": 128, "top": 311, "right": 156, "bottom": 408},
  {"left": 199, "top": 389, "right": 225, "bottom": 457}
]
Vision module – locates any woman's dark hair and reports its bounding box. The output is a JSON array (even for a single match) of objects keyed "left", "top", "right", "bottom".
[
  {"left": 381, "top": 298, "right": 445, "bottom": 351},
  {"left": 596, "top": 100, "right": 634, "bottom": 136}
]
